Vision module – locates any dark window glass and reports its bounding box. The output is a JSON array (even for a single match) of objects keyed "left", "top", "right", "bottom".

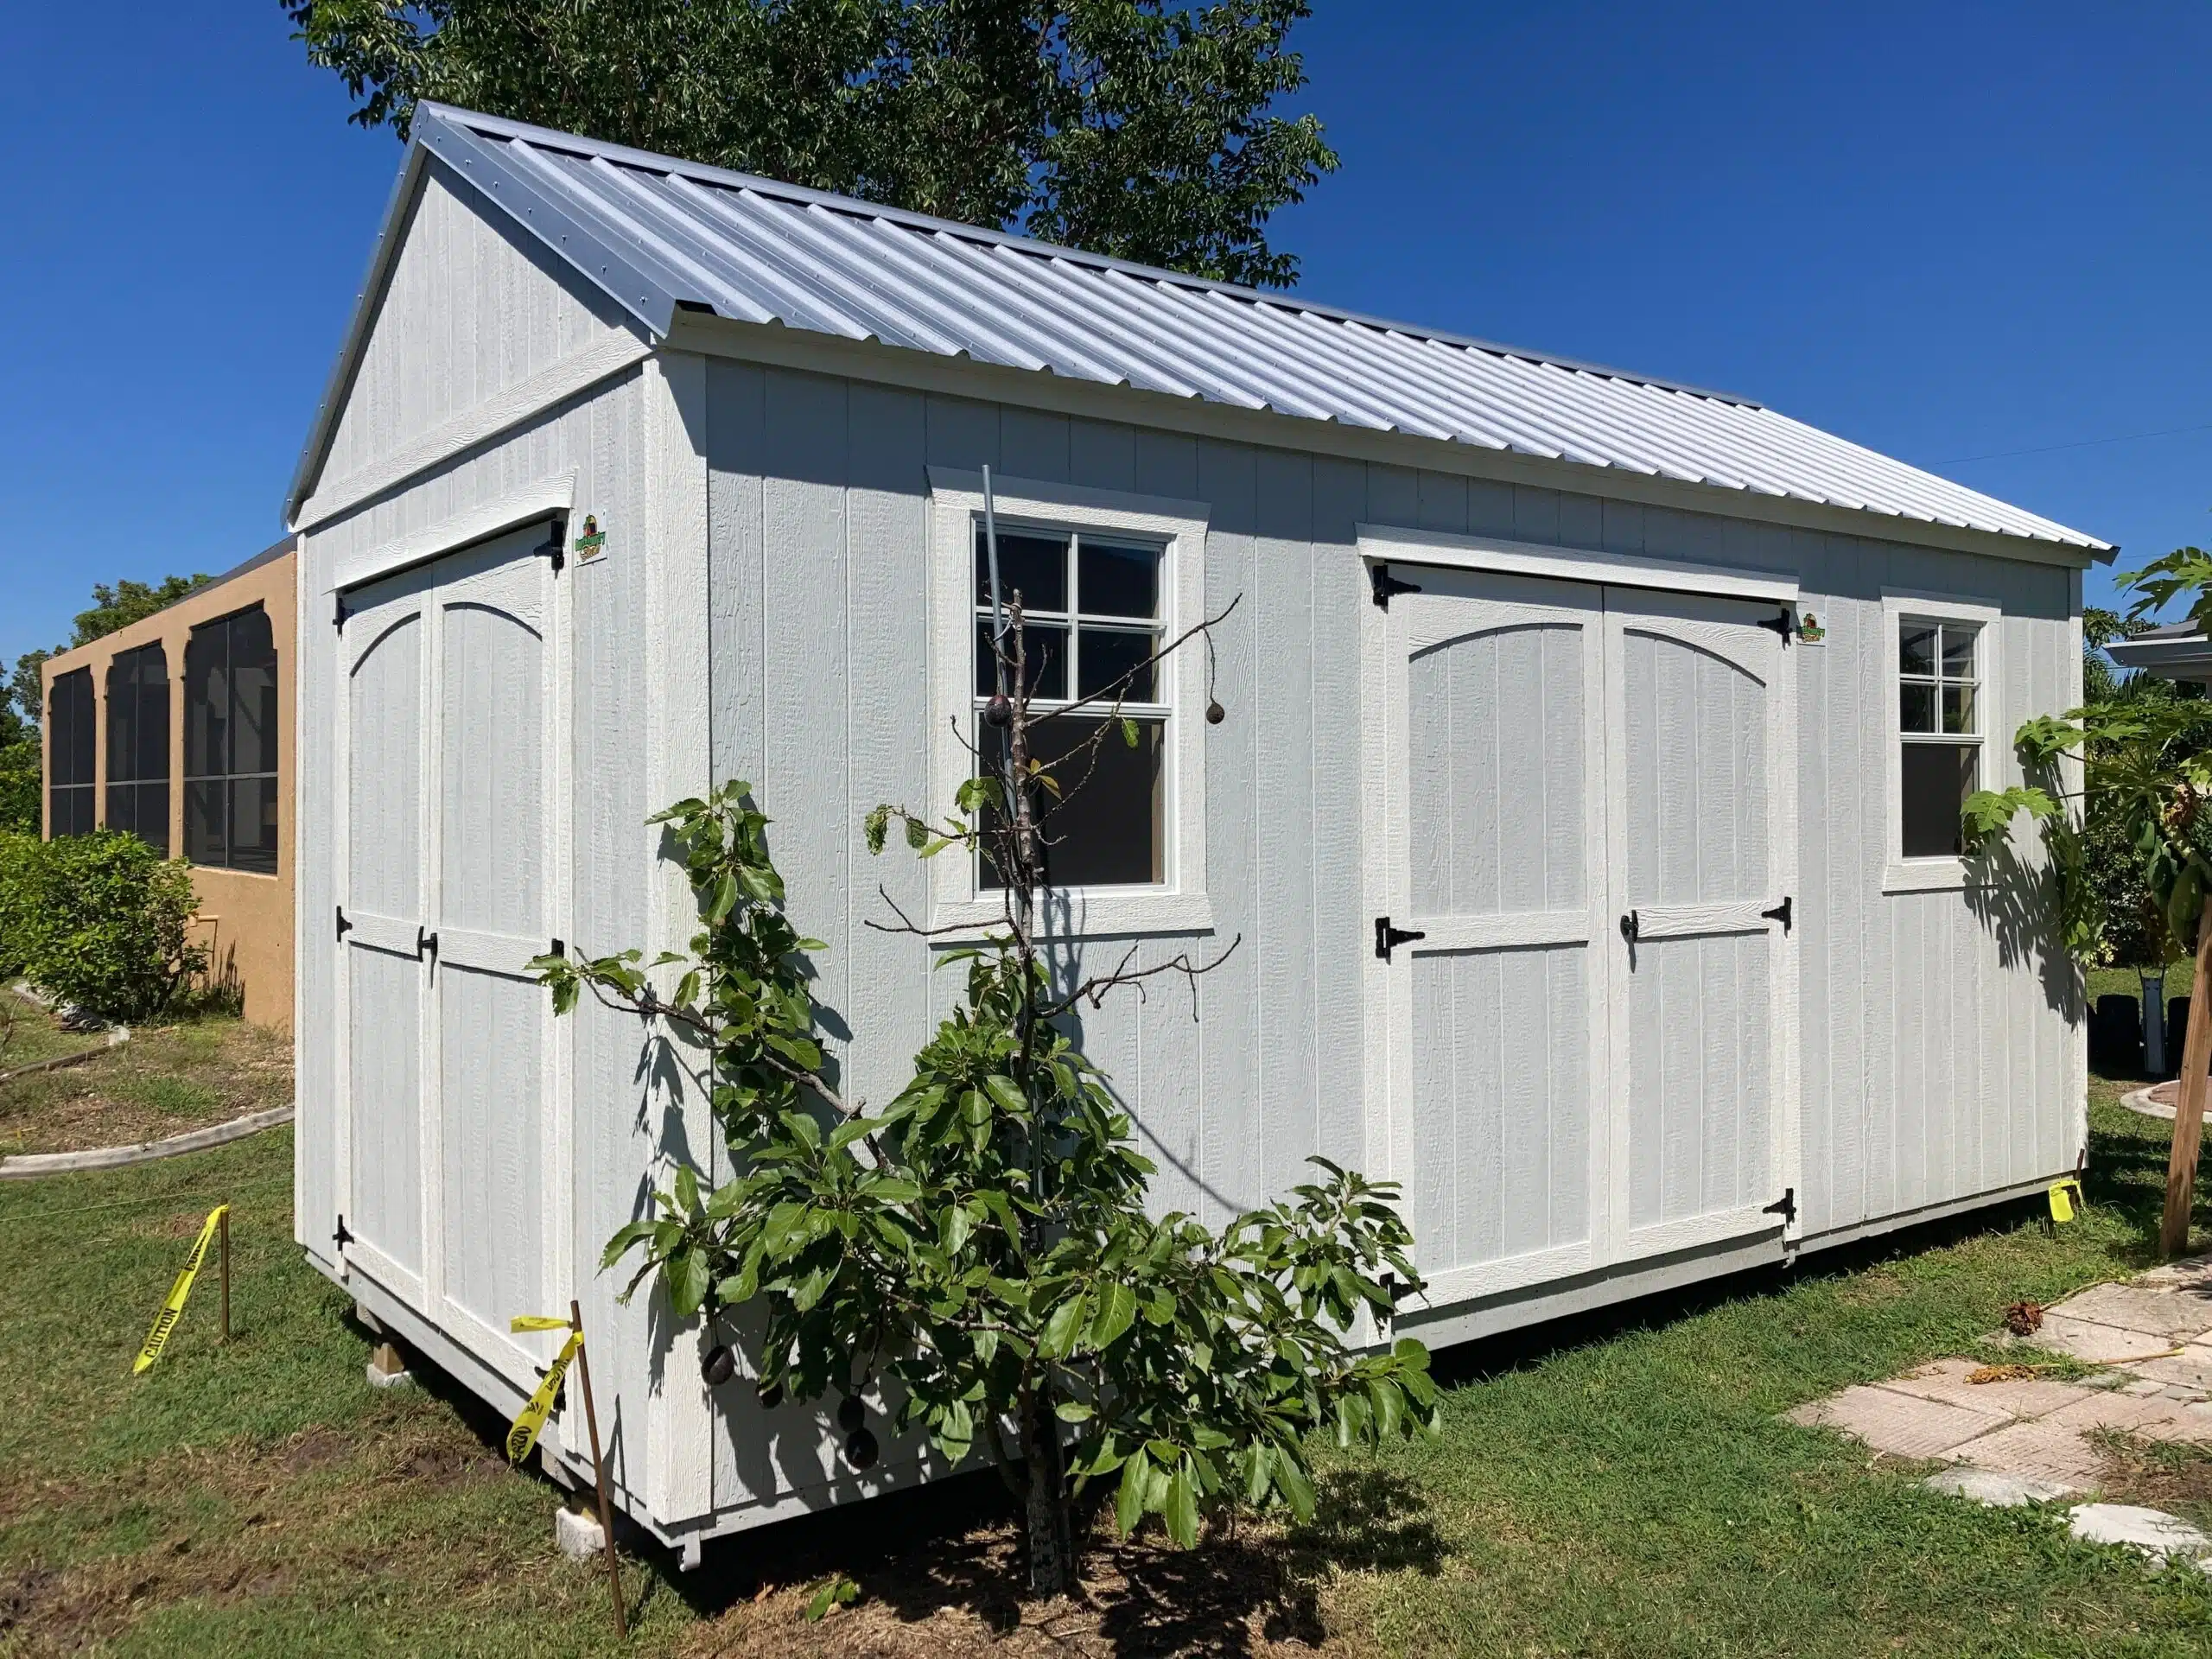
[
  {"left": 1078, "top": 540, "right": 1159, "bottom": 619},
  {"left": 47, "top": 668, "right": 96, "bottom": 837},
  {"left": 105, "top": 644, "right": 170, "bottom": 855},
  {"left": 1902, "top": 742, "right": 1979, "bottom": 857},
  {"left": 974, "top": 528, "right": 1069, "bottom": 614},
  {"left": 1077, "top": 627, "right": 1156, "bottom": 701},
  {"left": 979, "top": 715, "right": 1164, "bottom": 890},
  {"left": 183, "top": 607, "right": 278, "bottom": 873},
  {"left": 976, "top": 620, "right": 1068, "bottom": 699}
]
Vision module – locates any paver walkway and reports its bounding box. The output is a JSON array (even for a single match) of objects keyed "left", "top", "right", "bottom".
[{"left": 1786, "top": 1250, "right": 2212, "bottom": 1563}]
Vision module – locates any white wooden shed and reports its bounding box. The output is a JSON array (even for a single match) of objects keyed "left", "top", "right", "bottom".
[{"left": 288, "top": 105, "right": 2110, "bottom": 1562}]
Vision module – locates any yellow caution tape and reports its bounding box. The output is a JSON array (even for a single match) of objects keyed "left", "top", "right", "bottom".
[
  {"left": 134, "top": 1205, "right": 229, "bottom": 1374},
  {"left": 2049, "top": 1178, "right": 2084, "bottom": 1224},
  {"left": 506, "top": 1315, "right": 584, "bottom": 1463}
]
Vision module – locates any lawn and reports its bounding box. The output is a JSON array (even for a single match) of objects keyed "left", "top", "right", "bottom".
[
  {"left": 0, "top": 987, "right": 105, "bottom": 1077},
  {"left": 3, "top": 1094, "right": 2212, "bottom": 1655},
  {"left": 0, "top": 1006, "right": 289, "bottom": 1158}
]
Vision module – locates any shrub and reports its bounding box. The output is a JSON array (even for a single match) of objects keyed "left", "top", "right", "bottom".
[
  {"left": 0, "top": 830, "right": 36, "bottom": 979},
  {"left": 6, "top": 831, "right": 206, "bottom": 1021}
]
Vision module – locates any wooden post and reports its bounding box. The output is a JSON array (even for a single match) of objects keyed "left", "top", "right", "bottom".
[
  {"left": 218, "top": 1209, "right": 231, "bottom": 1343},
  {"left": 569, "top": 1299, "right": 626, "bottom": 1639},
  {"left": 2160, "top": 897, "right": 2212, "bottom": 1256}
]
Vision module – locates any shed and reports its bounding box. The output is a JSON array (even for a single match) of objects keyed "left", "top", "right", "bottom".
[{"left": 288, "top": 104, "right": 2109, "bottom": 1563}]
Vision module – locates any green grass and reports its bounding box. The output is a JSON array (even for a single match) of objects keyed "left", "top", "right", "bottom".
[
  {"left": 0, "top": 1014, "right": 289, "bottom": 1158},
  {"left": 0, "top": 988, "right": 103, "bottom": 1075},
  {"left": 3, "top": 1097, "right": 2212, "bottom": 1654}
]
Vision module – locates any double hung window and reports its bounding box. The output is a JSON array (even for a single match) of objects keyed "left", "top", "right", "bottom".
[
  {"left": 47, "top": 668, "right": 96, "bottom": 838},
  {"left": 105, "top": 644, "right": 171, "bottom": 854},
  {"left": 1897, "top": 616, "right": 1983, "bottom": 859},
  {"left": 975, "top": 526, "right": 1166, "bottom": 888},
  {"left": 184, "top": 607, "right": 279, "bottom": 874}
]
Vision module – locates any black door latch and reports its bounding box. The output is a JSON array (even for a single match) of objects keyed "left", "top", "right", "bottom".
[
  {"left": 416, "top": 926, "right": 439, "bottom": 958},
  {"left": 531, "top": 515, "right": 569, "bottom": 575},
  {"left": 1619, "top": 910, "right": 1640, "bottom": 945},
  {"left": 1761, "top": 896, "right": 1793, "bottom": 933},
  {"left": 1370, "top": 563, "right": 1423, "bottom": 609},
  {"left": 1763, "top": 1188, "right": 1797, "bottom": 1225},
  {"left": 1757, "top": 606, "right": 1795, "bottom": 643},
  {"left": 1374, "top": 917, "right": 1427, "bottom": 960}
]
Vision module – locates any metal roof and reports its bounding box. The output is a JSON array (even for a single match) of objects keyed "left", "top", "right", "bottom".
[
  {"left": 2107, "top": 621, "right": 2212, "bottom": 682},
  {"left": 289, "top": 104, "right": 2111, "bottom": 555}
]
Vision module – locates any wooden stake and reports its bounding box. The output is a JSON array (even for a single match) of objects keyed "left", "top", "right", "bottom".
[
  {"left": 569, "top": 1298, "right": 626, "bottom": 1640},
  {"left": 2160, "top": 896, "right": 2212, "bottom": 1256},
  {"left": 219, "top": 1209, "right": 231, "bottom": 1343}
]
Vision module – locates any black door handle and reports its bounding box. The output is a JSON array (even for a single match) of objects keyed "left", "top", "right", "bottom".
[
  {"left": 1619, "top": 910, "right": 1639, "bottom": 945},
  {"left": 417, "top": 926, "right": 439, "bottom": 958},
  {"left": 1374, "top": 918, "right": 1427, "bottom": 961},
  {"left": 1761, "top": 896, "right": 1793, "bottom": 934}
]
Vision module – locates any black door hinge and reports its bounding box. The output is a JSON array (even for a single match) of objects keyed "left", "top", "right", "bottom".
[
  {"left": 334, "top": 1215, "right": 353, "bottom": 1251},
  {"left": 334, "top": 592, "right": 350, "bottom": 631},
  {"left": 550, "top": 938, "right": 564, "bottom": 957},
  {"left": 1762, "top": 895, "right": 1793, "bottom": 933},
  {"left": 1758, "top": 606, "right": 1795, "bottom": 644},
  {"left": 1374, "top": 917, "right": 1427, "bottom": 960},
  {"left": 1763, "top": 1188, "right": 1797, "bottom": 1226},
  {"left": 532, "top": 515, "right": 569, "bottom": 575},
  {"left": 335, "top": 906, "right": 352, "bottom": 940},
  {"left": 1370, "top": 563, "right": 1423, "bottom": 609}
]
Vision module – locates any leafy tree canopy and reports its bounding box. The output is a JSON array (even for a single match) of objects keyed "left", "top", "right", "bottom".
[{"left": 283, "top": 0, "right": 1339, "bottom": 288}]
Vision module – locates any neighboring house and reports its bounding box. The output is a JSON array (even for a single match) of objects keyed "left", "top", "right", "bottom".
[
  {"left": 41, "top": 539, "right": 296, "bottom": 1029},
  {"left": 2108, "top": 622, "right": 2212, "bottom": 683},
  {"left": 285, "top": 105, "right": 2108, "bottom": 1564}
]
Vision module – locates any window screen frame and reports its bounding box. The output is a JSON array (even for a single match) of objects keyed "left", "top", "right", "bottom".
[
  {"left": 1882, "top": 591, "right": 2001, "bottom": 893},
  {"left": 105, "top": 642, "right": 172, "bottom": 855},
  {"left": 927, "top": 467, "right": 1213, "bottom": 938},
  {"left": 182, "top": 603, "right": 281, "bottom": 876},
  {"left": 46, "top": 666, "right": 97, "bottom": 839}
]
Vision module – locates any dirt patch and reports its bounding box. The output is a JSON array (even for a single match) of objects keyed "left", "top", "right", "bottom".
[
  {"left": 2092, "top": 1430, "right": 2212, "bottom": 1524},
  {"left": 0, "top": 1015, "right": 289, "bottom": 1154}
]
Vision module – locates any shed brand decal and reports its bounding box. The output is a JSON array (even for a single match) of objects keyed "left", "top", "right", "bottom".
[
  {"left": 573, "top": 515, "right": 608, "bottom": 564},
  {"left": 1796, "top": 611, "right": 1827, "bottom": 645},
  {"left": 506, "top": 1315, "right": 585, "bottom": 1461},
  {"left": 134, "top": 1205, "right": 229, "bottom": 1374}
]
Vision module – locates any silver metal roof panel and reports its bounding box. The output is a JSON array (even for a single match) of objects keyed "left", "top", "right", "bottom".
[{"left": 287, "top": 104, "right": 2112, "bottom": 554}]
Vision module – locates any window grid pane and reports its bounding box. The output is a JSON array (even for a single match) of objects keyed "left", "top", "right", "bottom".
[{"left": 181, "top": 608, "right": 278, "bottom": 872}]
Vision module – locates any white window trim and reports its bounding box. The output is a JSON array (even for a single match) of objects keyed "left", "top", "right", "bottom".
[
  {"left": 925, "top": 467, "right": 1212, "bottom": 938},
  {"left": 1882, "top": 589, "right": 2001, "bottom": 893}
]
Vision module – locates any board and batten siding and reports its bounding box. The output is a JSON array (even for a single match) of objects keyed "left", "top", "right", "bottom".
[{"left": 698, "top": 359, "right": 2085, "bottom": 1315}]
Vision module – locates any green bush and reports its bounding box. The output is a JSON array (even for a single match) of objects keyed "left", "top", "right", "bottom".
[
  {"left": 0, "top": 830, "right": 35, "bottom": 979},
  {"left": 1, "top": 831, "right": 206, "bottom": 1021}
]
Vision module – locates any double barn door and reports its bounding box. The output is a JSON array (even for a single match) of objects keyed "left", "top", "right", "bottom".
[
  {"left": 334, "top": 524, "right": 564, "bottom": 1388},
  {"left": 1375, "top": 567, "right": 1797, "bottom": 1307}
]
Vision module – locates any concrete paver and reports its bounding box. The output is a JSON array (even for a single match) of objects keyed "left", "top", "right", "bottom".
[
  {"left": 2117, "top": 1345, "right": 2212, "bottom": 1394},
  {"left": 1923, "top": 1467, "right": 2075, "bottom": 1505},
  {"left": 2068, "top": 1503, "right": 2212, "bottom": 1561},
  {"left": 1785, "top": 1385, "right": 2008, "bottom": 1459},
  {"left": 2058, "top": 1283, "right": 2212, "bottom": 1341},
  {"left": 1945, "top": 1419, "right": 2113, "bottom": 1487},
  {"left": 1878, "top": 1357, "right": 2093, "bottom": 1421},
  {"left": 2033, "top": 1314, "right": 2184, "bottom": 1365}
]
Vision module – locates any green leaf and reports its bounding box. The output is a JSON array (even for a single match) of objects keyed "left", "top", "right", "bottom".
[
  {"left": 1039, "top": 1292, "right": 1090, "bottom": 1359},
  {"left": 906, "top": 814, "right": 929, "bottom": 850},
  {"left": 1089, "top": 1281, "right": 1138, "bottom": 1351},
  {"left": 804, "top": 1575, "right": 859, "bottom": 1621},
  {"left": 1163, "top": 1469, "right": 1199, "bottom": 1548},
  {"left": 1121, "top": 716, "right": 1139, "bottom": 748},
  {"left": 669, "top": 1249, "right": 711, "bottom": 1319},
  {"left": 708, "top": 870, "right": 740, "bottom": 924},
  {"left": 1273, "top": 1448, "right": 1316, "bottom": 1522},
  {"left": 1055, "top": 1400, "right": 1095, "bottom": 1422},
  {"left": 1116, "top": 1446, "right": 1151, "bottom": 1536}
]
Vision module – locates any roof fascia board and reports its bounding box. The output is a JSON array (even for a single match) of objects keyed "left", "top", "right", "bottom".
[
  {"left": 415, "top": 102, "right": 1755, "bottom": 406},
  {"left": 2107, "top": 636, "right": 2212, "bottom": 679},
  {"left": 664, "top": 311, "right": 2104, "bottom": 572},
  {"left": 283, "top": 138, "right": 434, "bottom": 526}
]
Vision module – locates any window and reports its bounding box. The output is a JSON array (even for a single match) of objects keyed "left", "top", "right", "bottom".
[
  {"left": 1897, "top": 616, "right": 1981, "bottom": 858},
  {"left": 926, "top": 468, "right": 1211, "bottom": 937},
  {"left": 975, "top": 526, "right": 1166, "bottom": 889},
  {"left": 183, "top": 607, "right": 279, "bottom": 874},
  {"left": 47, "top": 668, "right": 96, "bottom": 837},
  {"left": 105, "top": 644, "right": 170, "bottom": 854}
]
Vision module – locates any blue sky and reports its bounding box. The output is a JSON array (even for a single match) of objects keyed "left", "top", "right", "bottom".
[{"left": 4, "top": 3, "right": 2207, "bottom": 676}]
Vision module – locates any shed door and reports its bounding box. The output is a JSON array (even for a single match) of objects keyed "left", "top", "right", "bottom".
[
  {"left": 1377, "top": 572, "right": 1795, "bottom": 1302},
  {"left": 1604, "top": 589, "right": 1792, "bottom": 1260},
  {"left": 1381, "top": 569, "right": 1609, "bottom": 1305},
  {"left": 336, "top": 524, "right": 561, "bottom": 1387}
]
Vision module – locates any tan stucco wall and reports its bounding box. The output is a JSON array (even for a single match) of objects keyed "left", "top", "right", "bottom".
[{"left": 41, "top": 547, "right": 296, "bottom": 1030}]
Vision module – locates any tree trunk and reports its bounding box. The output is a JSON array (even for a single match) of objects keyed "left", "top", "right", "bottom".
[
  {"left": 1020, "top": 1387, "right": 1077, "bottom": 1597},
  {"left": 2160, "top": 894, "right": 2212, "bottom": 1255}
]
